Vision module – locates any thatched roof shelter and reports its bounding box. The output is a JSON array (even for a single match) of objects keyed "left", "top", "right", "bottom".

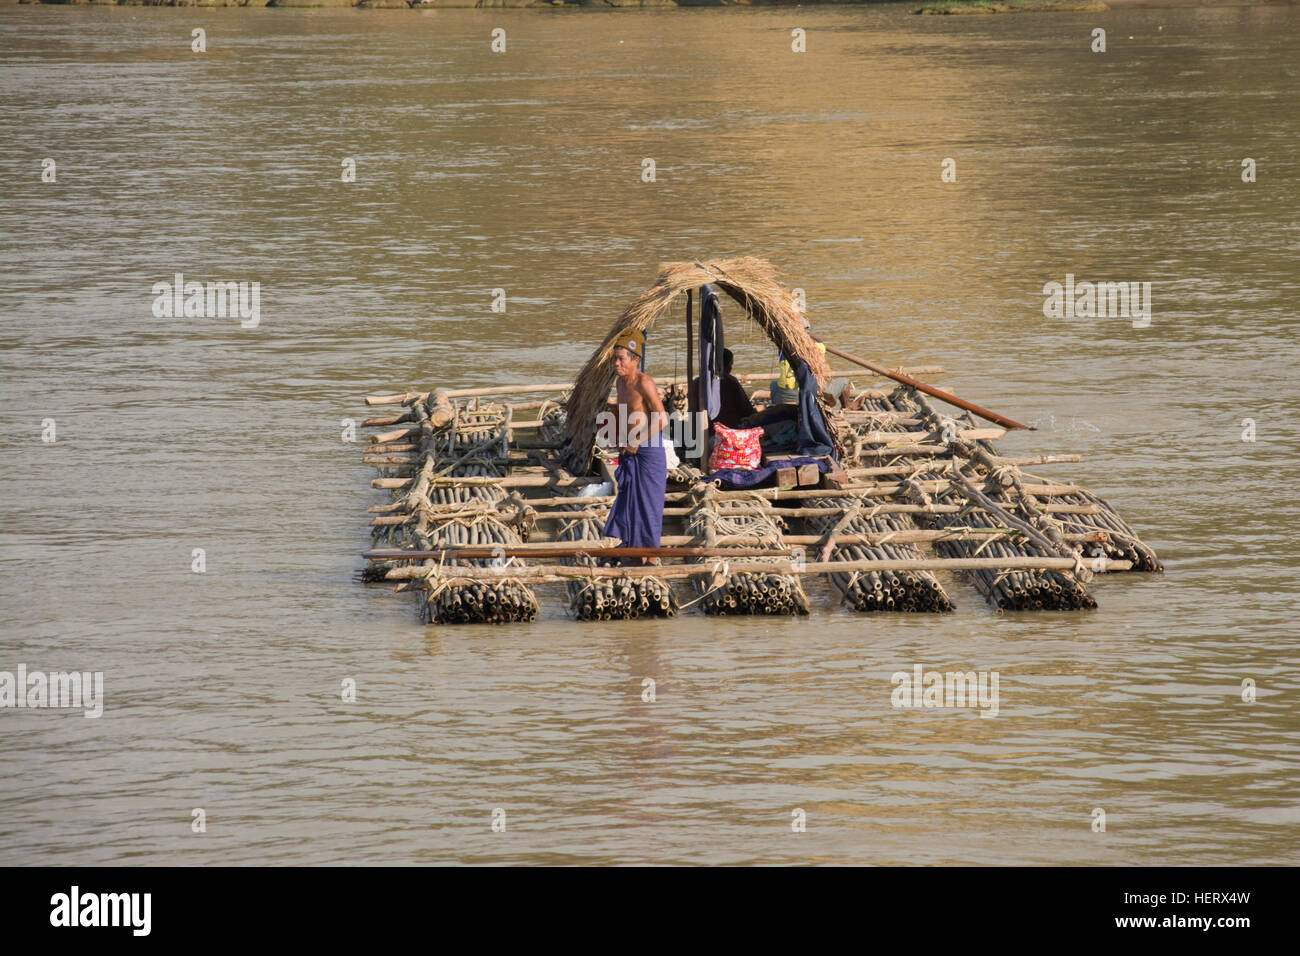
[{"left": 561, "top": 257, "right": 834, "bottom": 474}]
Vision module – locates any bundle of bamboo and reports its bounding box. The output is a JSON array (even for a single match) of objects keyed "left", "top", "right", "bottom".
[
  {"left": 421, "top": 573, "right": 540, "bottom": 625},
  {"left": 880, "top": 388, "right": 1099, "bottom": 612},
  {"left": 924, "top": 497, "right": 1097, "bottom": 611},
  {"left": 369, "top": 392, "right": 541, "bottom": 625},
  {"left": 803, "top": 499, "right": 956, "bottom": 613},
  {"left": 1050, "top": 489, "right": 1164, "bottom": 572},
  {"left": 685, "top": 488, "right": 810, "bottom": 615},
  {"left": 556, "top": 507, "right": 677, "bottom": 621}
]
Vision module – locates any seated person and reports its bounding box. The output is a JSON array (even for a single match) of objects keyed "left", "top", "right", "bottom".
[
  {"left": 770, "top": 316, "right": 822, "bottom": 405},
  {"left": 769, "top": 354, "right": 801, "bottom": 406},
  {"left": 689, "top": 348, "right": 757, "bottom": 430}
]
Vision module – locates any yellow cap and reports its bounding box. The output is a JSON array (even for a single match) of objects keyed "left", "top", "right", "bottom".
[{"left": 612, "top": 328, "right": 645, "bottom": 358}]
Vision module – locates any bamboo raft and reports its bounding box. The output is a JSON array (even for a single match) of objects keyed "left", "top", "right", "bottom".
[{"left": 359, "top": 258, "right": 1162, "bottom": 624}]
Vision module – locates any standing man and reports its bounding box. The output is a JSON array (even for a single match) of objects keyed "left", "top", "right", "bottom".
[{"left": 603, "top": 329, "right": 669, "bottom": 564}]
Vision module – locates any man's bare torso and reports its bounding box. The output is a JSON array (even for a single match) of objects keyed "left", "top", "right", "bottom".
[{"left": 615, "top": 369, "right": 664, "bottom": 452}]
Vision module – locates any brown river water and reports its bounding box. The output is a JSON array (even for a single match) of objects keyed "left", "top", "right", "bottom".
[{"left": 1, "top": 5, "right": 1297, "bottom": 865}]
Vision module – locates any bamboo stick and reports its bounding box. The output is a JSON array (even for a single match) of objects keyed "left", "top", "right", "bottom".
[
  {"left": 856, "top": 427, "right": 1005, "bottom": 444},
  {"left": 989, "top": 454, "right": 1082, "bottom": 466},
  {"left": 839, "top": 413, "right": 924, "bottom": 426},
  {"left": 364, "top": 366, "right": 949, "bottom": 409},
  {"left": 367, "top": 442, "right": 418, "bottom": 454},
  {"left": 404, "top": 475, "right": 1078, "bottom": 498},
  {"left": 369, "top": 426, "right": 418, "bottom": 445},
  {"left": 854, "top": 443, "right": 966, "bottom": 458},
  {"left": 365, "top": 391, "right": 424, "bottom": 407},
  {"left": 478, "top": 500, "right": 1101, "bottom": 517},
  {"left": 381, "top": 555, "right": 1133, "bottom": 583},
  {"left": 371, "top": 521, "right": 1110, "bottom": 544},
  {"left": 839, "top": 458, "right": 1072, "bottom": 480},
  {"left": 367, "top": 544, "right": 792, "bottom": 562},
  {"left": 362, "top": 412, "right": 413, "bottom": 427}
]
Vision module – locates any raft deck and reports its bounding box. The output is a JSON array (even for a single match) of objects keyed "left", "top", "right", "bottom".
[{"left": 358, "top": 367, "right": 1162, "bottom": 624}]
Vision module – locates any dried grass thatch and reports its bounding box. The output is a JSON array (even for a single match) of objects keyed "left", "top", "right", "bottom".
[{"left": 562, "top": 257, "right": 833, "bottom": 473}]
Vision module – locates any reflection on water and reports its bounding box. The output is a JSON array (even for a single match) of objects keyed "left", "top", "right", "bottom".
[{"left": 1, "top": 5, "right": 1297, "bottom": 864}]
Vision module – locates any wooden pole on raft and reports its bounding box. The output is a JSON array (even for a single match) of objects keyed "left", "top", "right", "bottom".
[
  {"left": 686, "top": 288, "right": 708, "bottom": 468},
  {"left": 373, "top": 473, "right": 1082, "bottom": 497},
  {"left": 365, "top": 544, "right": 792, "bottom": 562},
  {"left": 379, "top": 555, "right": 1133, "bottom": 583},
  {"left": 686, "top": 288, "right": 694, "bottom": 406},
  {"left": 821, "top": 343, "right": 1035, "bottom": 431},
  {"left": 363, "top": 368, "right": 949, "bottom": 408},
  {"left": 367, "top": 525, "right": 1110, "bottom": 548}
]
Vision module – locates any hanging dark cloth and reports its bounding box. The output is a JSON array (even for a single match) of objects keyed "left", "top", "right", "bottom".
[
  {"left": 794, "top": 359, "right": 835, "bottom": 458},
  {"left": 698, "top": 284, "right": 724, "bottom": 420}
]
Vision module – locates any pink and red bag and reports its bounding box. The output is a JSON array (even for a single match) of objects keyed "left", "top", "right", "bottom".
[{"left": 708, "top": 422, "right": 763, "bottom": 472}]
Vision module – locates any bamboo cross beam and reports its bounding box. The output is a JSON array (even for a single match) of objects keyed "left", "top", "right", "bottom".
[
  {"left": 378, "top": 555, "right": 1133, "bottom": 584},
  {"left": 365, "top": 544, "right": 791, "bottom": 562},
  {"left": 427, "top": 474, "right": 600, "bottom": 488},
  {"left": 990, "top": 454, "right": 1082, "bottom": 466},
  {"left": 500, "top": 497, "right": 986, "bottom": 512},
  {"left": 845, "top": 445, "right": 1080, "bottom": 465},
  {"left": 761, "top": 366, "right": 946, "bottom": 385},
  {"left": 369, "top": 426, "right": 419, "bottom": 445},
  {"left": 362, "top": 366, "right": 949, "bottom": 408},
  {"left": 821, "top": 343, "right": 1034, "bottom": 431},
  {"left": 362, "top": 412, "right": 414, "bottom": 428},
  {"left": 854, "top": 443, "right": 967, "bottom": 458},
  {"left": 366, "top": 383, "right": 575, "bottom": 406},
  {"left": 836, "top": 388, "right": 896, "bottom": 401},
  {"left": 946, "top": 460, "right": 1064, "bottom": 556},
  {"left": 856, "top": 427, "right": 1005, "bottom": 444},
  {"left": 839, "top": 413, "right": 925, "bottom": 426},
  {"left": 468, "top": 499, "right": 1101, "bottom": 516},
  {"left": 840, "top": 456, "right": 1079, "bottom": 480},
  {"left": 365, "top": 391, "right": 425, "bottom": 407},
  {"left": 373, "top": 527, "right": 1117, "bottom": 553},
  {"left": 367, "top": 442, "right": 417, "bottom": 454},
  {"left": 656, "top": 366, "right": 947, "bottom": 389},
  {"left": 372, "top": 474, "right": 1082, "bottom": 496}
]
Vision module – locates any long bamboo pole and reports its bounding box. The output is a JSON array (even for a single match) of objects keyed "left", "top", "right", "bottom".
[
  {"left": 366, "top": 499, "right": 1100, "bottom": 518},
  {"left": 856, "top": 427, "right": 1005, "bottom": 444},
  {"left": 821, "top": 343, "right": 1034, "bottom": 431},
  {"left": 686, "top": 287, "right": 694, "bottom": 417},
  {"left": 366, "top": 544, "right": 790, "bottom": 562},
  {"left": 379, "top": 555, "right": 1132, "bottom": 583},
  {"left": 369, "top": 524, "right": 1111, "bottom": 544},
  {"left": 362, "top": 367, "right": 948, "bottom": 408},
  {"left": 463, "top": 500, "right": 1101, "bottom": 516},
  {"left": 373, "top": 473, "right": 1080, "bottom": 497}
]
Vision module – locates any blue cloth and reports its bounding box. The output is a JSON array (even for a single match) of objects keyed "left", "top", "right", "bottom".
[
  {"left": 603, "top": 443, "right": 668, "bottom": 548},
  {"left": 794, "top": 359, "right": 835, "bottom": 458},
  {"left": 705, "top": 456, "right": 828, "bottom": 490},
  {"left": 761, "top": 419, "right": 798, "bottom": 451},
  {"left": 698, "top": 284, "right": 724, "bottom": 420}
]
